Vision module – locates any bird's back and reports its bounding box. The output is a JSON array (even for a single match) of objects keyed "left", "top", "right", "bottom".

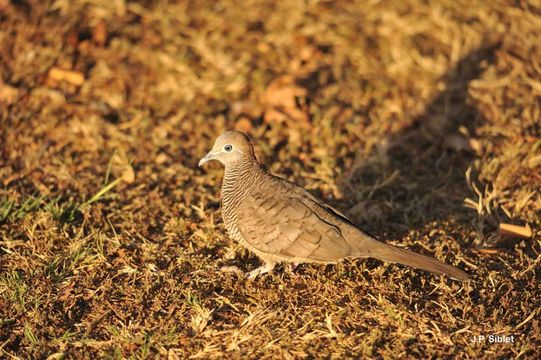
[
  {"left": 230, "top": 172, "right": 470, "bottom": 280},
  {"left": 231, "top": 173, "right": 359, "bottom": 263},
  {"left": 201, "top": 130, "right": 469, "bottom": 280}
]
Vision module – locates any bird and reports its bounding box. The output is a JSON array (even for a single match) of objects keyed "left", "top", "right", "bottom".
[{"left": 199, "top": 130, "right": 470, "bottom": 281}]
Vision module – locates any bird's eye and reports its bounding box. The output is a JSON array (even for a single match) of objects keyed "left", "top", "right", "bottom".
[{"left": 224, "top": 144, "right": 233, "bottom": 152}]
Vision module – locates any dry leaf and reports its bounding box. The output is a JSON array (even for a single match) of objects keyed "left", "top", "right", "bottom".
[
  {"left": 499, "top": 223, "right": 532, "bottom": 239},
  {"left": 468, "top": 138, "right": 482, "bottom": 153},
  {"left": 234, "top": 117, "right": 253, "bottom": 133},
  {"left": 155, "top": 153, "right": 169, "bottom": 165},
  {"left": 92, "top": 20, "right": 107, "bottom": 46},
  {"left": 48, "top": 67, "right": 85, "bottom": 86},
  {"left": 472, "top": 247, "right": 502, "bottom": 254},
  {"left": 0, "top": 0, "right": 10, "bottom": 11},
  {"left": 111, "top": 151, "right": 135, "bottom": 184},
  {"left": 0, "top": 82, "right": 19, "bottom": 104},
  {"left": 58, "top": 281, "right": 75, "bottom": 301},
  {"left": 260, "top": 75, "right": 310, "bottom": 128},
  {"left": 121, "top": 166, "right": 135, "bottom": 183},
  {"left": 263, "top": 75, "right": 306, "bottom": 108}
]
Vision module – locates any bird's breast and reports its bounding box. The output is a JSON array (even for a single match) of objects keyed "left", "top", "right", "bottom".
[{"left": 220, "top": 182, "right": 249, "bottom": 244}]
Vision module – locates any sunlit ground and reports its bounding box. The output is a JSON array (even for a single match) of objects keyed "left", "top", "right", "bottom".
[{"left": 1, "top": 0, "right": 540, "bottom": 358}]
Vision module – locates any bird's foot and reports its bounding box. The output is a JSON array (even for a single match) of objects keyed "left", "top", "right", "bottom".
[
  {"left": 287, "top": 262, "right": 299, "bottom": 273},
  {"left": 224, "top": 245, "right": 241, "bottom": 260},
  {"left": 245, "top": 263, "right": 276, "bottom": 280}
]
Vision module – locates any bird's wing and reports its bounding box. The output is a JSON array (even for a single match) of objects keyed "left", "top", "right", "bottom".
[{"left": 236, "top": 178, "right": 353, "bottom": 262}]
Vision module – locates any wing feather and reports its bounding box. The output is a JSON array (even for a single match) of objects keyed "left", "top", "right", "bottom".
[{"left": 236, "top": 179, "right": 352, "bottom": 262}]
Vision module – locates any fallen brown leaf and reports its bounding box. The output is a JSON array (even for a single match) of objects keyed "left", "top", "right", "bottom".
[
  {"left": 260, "top": 75, "right": 310, "bottom": 128},
  {"left": 111, "top": 151, "right": 135, "bottom": 184},
  {"left": 234, "top": 117, "right": 253, "bottom": 133},
  {"left": 499, "top": 223, "right": 533, "bottom": 239},
  {"left": 48, "top": 67, "right": 85, "bottom": 86},
  {"left": 0, "top": 82, "right": 19, "bottom": 104},
  {"left": 92, "top": 20, "right": 107, "bottom": 46}
]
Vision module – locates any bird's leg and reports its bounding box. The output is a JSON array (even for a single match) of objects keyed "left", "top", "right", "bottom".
[
  {"left": 246, "top": 262, "right": 276, "bottom": 280},
  {"left": 224, "top": 244, "right": 241, "bottom": 260},
  {"left": 287, "top": 262, "right": 299, "bottom": 273}
]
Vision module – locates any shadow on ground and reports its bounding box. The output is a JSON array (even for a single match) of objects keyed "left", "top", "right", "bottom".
[{"left": 339, "top": 43, "right": 501, "bottom": 243}]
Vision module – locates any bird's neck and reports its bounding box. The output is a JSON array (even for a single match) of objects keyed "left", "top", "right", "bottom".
[{"left": 221, "top": 157, "right": 264, "bottom": 206}]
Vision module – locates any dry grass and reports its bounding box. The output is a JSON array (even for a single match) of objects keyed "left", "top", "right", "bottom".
[{"left": 1, "top": 0, "right": 540, "bottom": 358}]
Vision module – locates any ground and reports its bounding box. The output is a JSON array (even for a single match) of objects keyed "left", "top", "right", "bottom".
[{"left": 1, "top": 0, "right": 540, "bottom": 358}]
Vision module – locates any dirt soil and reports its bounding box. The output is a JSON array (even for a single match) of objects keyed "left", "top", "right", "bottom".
[{"left": 1, "top": 0, "right": 540, "bottom": 358}]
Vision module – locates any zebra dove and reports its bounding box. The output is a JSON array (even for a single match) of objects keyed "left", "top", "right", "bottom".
[{"left": 199, "top": 131, "right": 470, "bottom": 281}]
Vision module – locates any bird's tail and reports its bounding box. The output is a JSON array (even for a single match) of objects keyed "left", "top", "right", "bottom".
[{"left": 352, "top": 233, "right": 470, "bottom": 281}]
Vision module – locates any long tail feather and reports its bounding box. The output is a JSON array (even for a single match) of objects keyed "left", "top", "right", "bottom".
[{"left": 353, "top": 234, "right": 470, "bottom": 281}]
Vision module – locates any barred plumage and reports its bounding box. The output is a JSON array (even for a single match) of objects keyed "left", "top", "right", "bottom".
[{"left": 199, "top": 131, "right": 470, "bottom": 281}]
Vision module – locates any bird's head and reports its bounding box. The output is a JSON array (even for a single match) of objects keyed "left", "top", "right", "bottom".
[{"left": 198, "top": 130, "right": 256, "bottom": 168}]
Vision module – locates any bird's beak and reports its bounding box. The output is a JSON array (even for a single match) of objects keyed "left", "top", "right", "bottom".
[{"left": 198, "top": 151, "right": 214, "bottom": 167}]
